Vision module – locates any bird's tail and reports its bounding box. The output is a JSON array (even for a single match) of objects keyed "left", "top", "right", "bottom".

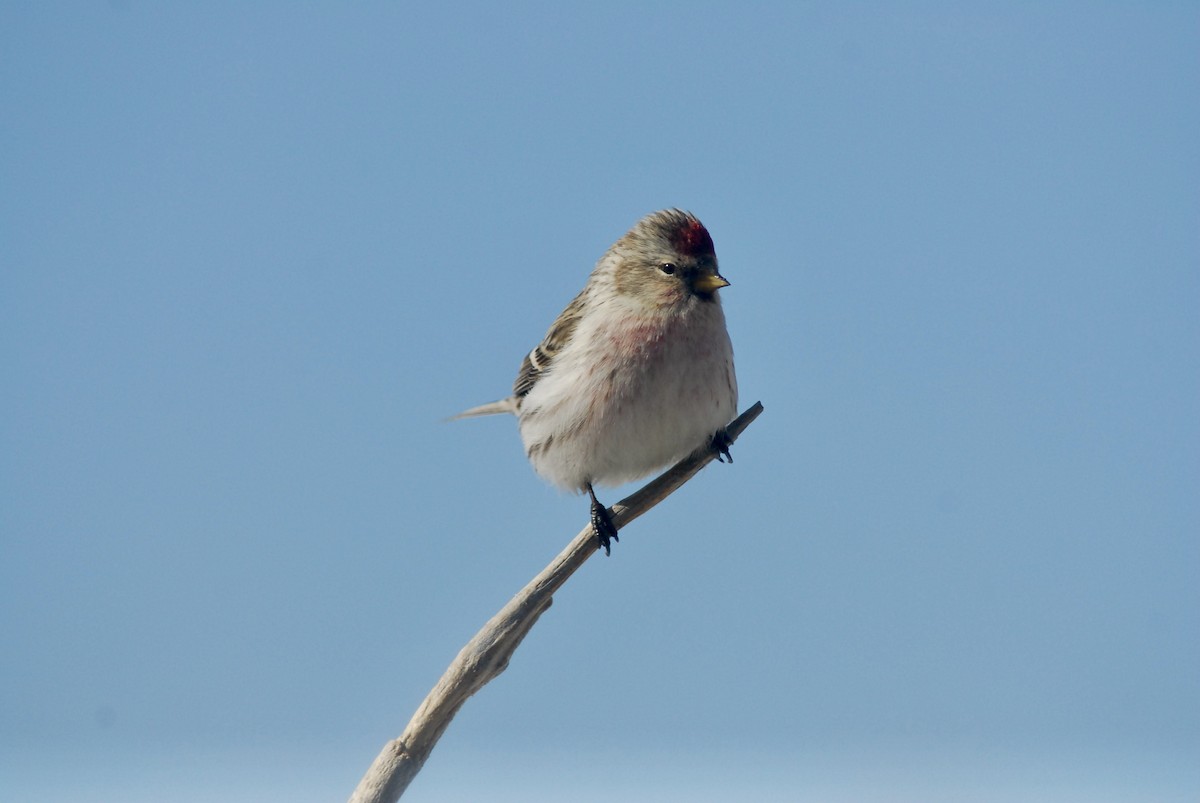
[{"left": 448, "top": 397, "right": 518, "bottom": 421}]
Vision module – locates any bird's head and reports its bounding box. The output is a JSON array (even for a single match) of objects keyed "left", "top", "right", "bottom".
[{"left": 609, "top": 209, "right": 729, "bottom": 308}]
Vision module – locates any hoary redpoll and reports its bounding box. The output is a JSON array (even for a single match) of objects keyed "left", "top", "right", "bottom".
[{"left": 456, "top": 209, "right": 738, "bottom": 554}]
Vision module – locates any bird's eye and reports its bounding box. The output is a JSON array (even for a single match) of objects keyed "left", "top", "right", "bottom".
[{"left": 659, "top": 262, "right": 677, "bottom": 275}]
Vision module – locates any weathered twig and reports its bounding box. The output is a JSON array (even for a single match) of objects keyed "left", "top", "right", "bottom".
[{"left": 348, "top": 401, "right": 765, "bottom": 803}]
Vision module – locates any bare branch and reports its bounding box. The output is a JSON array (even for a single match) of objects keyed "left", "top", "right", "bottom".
[{"left": 348, "top": 402, "right": 765, "bottom": 803}]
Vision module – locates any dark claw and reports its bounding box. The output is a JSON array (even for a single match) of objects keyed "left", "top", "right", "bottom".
[
  {"left": 587, "top": 483, "right": 619, "bottom": 556},
  {"left": 711, "top": 428, "right": 734, "bottom": 464}
]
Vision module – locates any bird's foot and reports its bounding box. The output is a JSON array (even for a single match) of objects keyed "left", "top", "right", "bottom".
[
  {"left": 587, "top": 484, "right": 619, "bottom": 556},
  {"left": 711, "top": 428, "right": 734, "bottom": 463}
]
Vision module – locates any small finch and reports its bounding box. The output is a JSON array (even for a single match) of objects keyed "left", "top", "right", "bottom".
[{"left": 455, "top": 209, "right": 738, "bottom": 554}]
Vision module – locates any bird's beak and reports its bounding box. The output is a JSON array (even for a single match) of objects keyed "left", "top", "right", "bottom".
[{"left": 692, "top": 272, "right": 731, "bottom": 294}]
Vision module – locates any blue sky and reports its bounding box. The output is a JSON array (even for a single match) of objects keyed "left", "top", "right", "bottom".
[{"left": 2, "top": 3, "right": 1197, "bottom": 801}]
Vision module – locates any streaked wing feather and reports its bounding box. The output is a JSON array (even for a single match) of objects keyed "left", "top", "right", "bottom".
[{"left": 513, "top": 289, "right": 588, "bottom": 399}]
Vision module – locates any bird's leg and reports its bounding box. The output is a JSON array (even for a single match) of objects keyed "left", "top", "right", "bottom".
[
  {"left": 586, "top": 483, "right": 619, "bottom": 556},
  {"left": 711, "top": 428, "right": 734, "bottom": 463}
]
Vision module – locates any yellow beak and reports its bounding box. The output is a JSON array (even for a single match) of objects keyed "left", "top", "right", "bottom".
[{"left": 692, "top": 272, "right": 731, "bottom": 294}]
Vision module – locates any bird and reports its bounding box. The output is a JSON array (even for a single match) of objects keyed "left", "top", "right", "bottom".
[{"left": 455, "top": 209, "right": 738, "bottom": 555}]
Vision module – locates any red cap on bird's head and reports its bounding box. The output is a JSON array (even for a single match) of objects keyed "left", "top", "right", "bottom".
[{"left": 668, "top": 216, "right": 716, "bottom": 259}]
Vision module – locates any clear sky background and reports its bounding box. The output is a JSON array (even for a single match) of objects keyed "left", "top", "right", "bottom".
[{"left": 2, "top": 3, "right": 1197, "bottom": 802}]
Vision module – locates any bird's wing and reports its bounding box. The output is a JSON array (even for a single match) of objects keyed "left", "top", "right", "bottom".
[{"left": 513, "top": 288, "right": 588, "bottom": 400}]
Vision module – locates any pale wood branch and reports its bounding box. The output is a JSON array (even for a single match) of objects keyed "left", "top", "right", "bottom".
[{"left": 348, "top": 401, "right": 765, "bottom": 803}]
